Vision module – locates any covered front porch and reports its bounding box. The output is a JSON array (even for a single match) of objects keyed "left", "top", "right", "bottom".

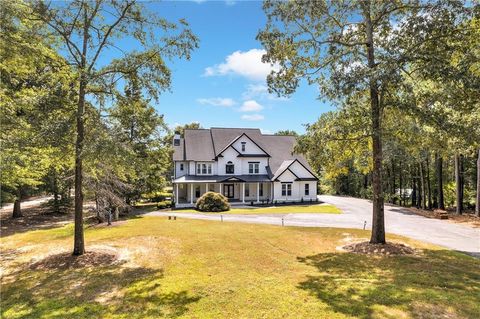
[{"left": 173, "top": 177, "right": 272, "bottom": 208}]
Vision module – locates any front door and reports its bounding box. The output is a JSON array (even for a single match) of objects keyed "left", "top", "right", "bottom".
[{"left": 224, "top": 184, "right": 234, "bottom": 198}]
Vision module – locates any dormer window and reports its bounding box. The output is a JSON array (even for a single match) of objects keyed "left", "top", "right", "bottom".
[
  {"left": 241, "top": 142, "right": 246, "bottom": 152},
  {"left": 180, "top": 163, "right": 184, "bottom": 171},
  {"left": 226, "top": 161, "right": 234, "bottom": 174}
]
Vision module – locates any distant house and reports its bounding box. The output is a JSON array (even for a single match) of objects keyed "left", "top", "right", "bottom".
[{"left": 172, "top": 127, "right": 318, "bottom": 208}]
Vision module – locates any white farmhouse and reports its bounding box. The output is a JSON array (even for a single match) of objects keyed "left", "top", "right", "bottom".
[{"left": 172, "top": 127, "right": 318, "bottom": 207}]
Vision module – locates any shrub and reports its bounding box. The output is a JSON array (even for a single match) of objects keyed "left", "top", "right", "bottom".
[
  {"left": 195, "top": 192, "right": 230, "bottom": 212},
  {"left": 157, "top": 200, "right": 172, "bottom": 209},
  {"left": 145, "top": 191, "right": 172, "bottom": 203}
]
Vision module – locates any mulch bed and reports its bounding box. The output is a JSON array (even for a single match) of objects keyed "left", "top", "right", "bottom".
[
  {"left": 30, "top": 250, "right": 121, "bottom": 270},
  {"left": 343, "top": 241, "right": 416, "bottom": 256}
]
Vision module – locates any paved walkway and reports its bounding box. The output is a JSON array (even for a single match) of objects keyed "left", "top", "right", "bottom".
[{"left": 147, "top": 195, "right": 480, "bottom": 256}]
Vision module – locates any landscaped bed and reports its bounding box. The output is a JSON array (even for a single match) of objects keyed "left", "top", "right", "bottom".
[
  {"left": 1, "top": 217, "right": 479, "bottom": 318},
  {"left": 177, "top": 203, "right": 342, "bottom": 214}
]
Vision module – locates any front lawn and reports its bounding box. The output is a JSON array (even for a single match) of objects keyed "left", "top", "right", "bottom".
[
  {"left": 179, "top": 203, "right": 342, "bottom": 214},
  {"left": 1, "top": 217, "right": 479, "bottom": 318}
]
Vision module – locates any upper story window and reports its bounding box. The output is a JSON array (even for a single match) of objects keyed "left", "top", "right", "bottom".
[
  {"left": 248, "top": 162, "right": 259, "bottom": 174},
  {"left": 226, "top": 161, "right": 234, "bottom": 174},
  {"left": 180, "top": 163, "right": 184, "bottom": 171},
  {"left": 196, "top": 163, "right": 212, "bottom": 175},
  {"left": 174, "top": 139, "right": 180, "bottom": 146},
  {"left": 241, "top": 142, "right": 246, "bottom": 152},
  {"left": 304, "top": 183, "right": 309, "bottom": 195}
]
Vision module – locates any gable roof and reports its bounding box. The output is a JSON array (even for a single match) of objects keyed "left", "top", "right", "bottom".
[
  {"left": 216, "top": 132, "right": 270, "bottom": 158},
  {"left": 272, "top": 159, "right": 318, "bottom": 181},
  {"left": 173, "top": 128, "right": 316, "bottom": 179}
]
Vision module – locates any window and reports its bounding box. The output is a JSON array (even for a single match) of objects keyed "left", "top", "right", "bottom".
[
  {"left": 282, "top": 183, "right": 292, "bottom": 196},
  {"left": 180, "top": 163, "right": 184, "bottom": 171},
  {"left": 195, "top": 186, "right": 200, "bottom": 198},
  {"left": 248, "top": 162, "right": 259, "bottom": 174},
  {"left": 245, "top": 184, "right": 250, "bottom": 197},
  {"left": 174, "top": 139, "right": 180, "bottom": 146},
  {"left": 259, "top": 183, "right": 263, "bottom": 197},
  {"left": 196, "top": 163, "right": 212, "bottom": 175},
  {"left": 305, "top": 183, "right": 309, "bottom": 195},
  {"left": 241, "top": 142, "right": 246, "bottom": 152},
  {"left": 226, "top": 161, "right": 234, "bottom": 174}
]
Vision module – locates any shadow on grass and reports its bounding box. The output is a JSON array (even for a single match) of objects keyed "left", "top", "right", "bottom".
[
  {"left": 297, "top": 250, "right": 480, "bottom": 318},
  {"left": 1, "top": 259, "right": 201, "bottom": 319}
]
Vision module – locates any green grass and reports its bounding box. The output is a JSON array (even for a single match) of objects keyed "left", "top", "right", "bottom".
[
  {"left": 1, "top": 217, "right": 479, "bottom": 319},
  {"left": 178, "top": 203, "right": 342, "bottom": 214}
]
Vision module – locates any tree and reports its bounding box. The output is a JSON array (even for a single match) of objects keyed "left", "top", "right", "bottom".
[
  {"left": 258, "top": 0, "right": 475, "bottom": 243},
  {"left": 29, "top": 0, "right": 198, "bottom": 255},
  {"left": 275, "top": 130, "right": 298, "bottom": 136},
  {"left": 0, "top": 0, "right": 75, "bottom": 217}
]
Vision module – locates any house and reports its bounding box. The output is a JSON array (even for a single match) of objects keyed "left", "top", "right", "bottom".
[{"left": 172, "top": 127, "right": 318, "bottom": 208}]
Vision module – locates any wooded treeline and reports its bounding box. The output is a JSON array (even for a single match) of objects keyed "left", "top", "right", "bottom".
[
  {"left": 1, "top": 0, "right": 199, "bottom": 255},
  {"left": 258, "top": 0, "right": 479, "bottom": 244}
]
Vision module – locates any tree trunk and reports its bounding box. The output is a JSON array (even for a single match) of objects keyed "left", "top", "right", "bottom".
[
  {"left": 455, "top": 153, "right": 463, "bottom": 215},
  {"left": 411, "top": 166, "right": 417, "bottom": 207},
  {"left": 12, "top": 188, "right": 22, "bottom": 218},
  {"left": 426, "top": 155, "right": 432, "bottom": 210},
  {"left": 416, "top": 165, "right": 421, "bottom": 209},
  {"left": 363, "top": 3, "right": 385, "bottom": 244},
  {"left": 53, "top": 169, "right": 60, "bottom": 213},
  {"left": 399, "top": 161, "right": 403, "bottom": 206},
  {"left": 436, "top": 154, "right": 445, "bottom": 210},
  {"left": 391, "top": 159, "right": 396, "bottom": 204},
  {"left": 73, "top": 10, "right": 89, "bottom": 256},
  {"left": 476, "top": 149, "right": 480, "bottom": 217}
]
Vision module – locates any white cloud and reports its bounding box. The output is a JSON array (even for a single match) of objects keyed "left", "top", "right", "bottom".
[
  {"left": 203, "top": 49, "right": 279, "bottom": 81},
  {"left": 260, "top": 128, "right": 273, "bottom": 134},
  {"left": 197, "top": 97, "right": 236, "bottom": 107},
  {"left": 242, "top": 83, "right": 288, "bottom": 101},
  {"left": 225, "top": 0, "right": 236, "bottom": 5},
  {"left": 241, "top": 114, "right": 264, "bottom": 121},
  {"left": 239, "top": 100, "right": 263, "bottom": 112}
]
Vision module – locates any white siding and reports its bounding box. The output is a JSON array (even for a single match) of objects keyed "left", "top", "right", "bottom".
[
  {"left": 217, "top": 147, "right": 242, "bottom": 175},
  {"left": 232, "top": 135, "right": 267, "bottom": 155},
  {"left": 175, "top": 161, "right": 187, "bottom": 178},
  {"left": 289, "top": 161, "right": 315, "bottom": 178}
]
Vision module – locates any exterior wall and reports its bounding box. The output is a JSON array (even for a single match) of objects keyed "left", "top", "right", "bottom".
[
  {"left": 217, "top": 147, "right": 243, "bottom": 175},
  {"left": 232, "top": 135, "right": 266, "bottom": 155},
  {"left": 239, "top": 157, "right": 268, "bottom": 175},
  {"left": 288, "top": 161, "right": 315, "bottom": 178},
  {"left": 175, "top": 161, "right": 188, "bottom": 178}
]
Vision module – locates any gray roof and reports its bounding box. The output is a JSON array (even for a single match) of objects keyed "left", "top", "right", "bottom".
[{"left": 173, "top": 127, "right": 315, "bottom": 179}]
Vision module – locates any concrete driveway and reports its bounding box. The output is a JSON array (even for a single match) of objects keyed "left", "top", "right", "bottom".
[{"left": 147, "top": 195, "right": 480, "bottom": 256}]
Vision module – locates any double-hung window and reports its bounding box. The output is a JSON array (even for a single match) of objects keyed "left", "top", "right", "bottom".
[
  {"left": 180, "top": 163, "right": 184, "bottom": 171},
  {"left": 197, "top": 163, "right": 212, "bottom": 175},
  {"left": 241, "top": 142, "right": 246, "bottom": 152},
  {"left": 248, "top": 162, "right": 259, "bottom": 174},
  {"left": 281, "top": 183, "right": 292, "bottom": 196},
  {"left": 304, "top": 184, "right": 309, "bottom": 196}
]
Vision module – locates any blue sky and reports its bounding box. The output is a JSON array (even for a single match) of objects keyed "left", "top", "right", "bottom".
[{"left": 135, "top": 1, "right": 335, "bottom": 134}]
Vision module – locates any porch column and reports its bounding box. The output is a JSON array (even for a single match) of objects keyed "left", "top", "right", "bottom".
[
  {"left": 220, "top": 183, "right": 223, "bottom": 196},
  {"left": 256, "top": 182, "right": 260, "bottom": 203},
  {"left": 175, "top": 184, "right": 178, "bottom": 205},
  {"left": 190, "top": 183, "right": 193, "bottom": 204},
  {"left": 242, "top": 183, "right": 245, "bottom": 203}
]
